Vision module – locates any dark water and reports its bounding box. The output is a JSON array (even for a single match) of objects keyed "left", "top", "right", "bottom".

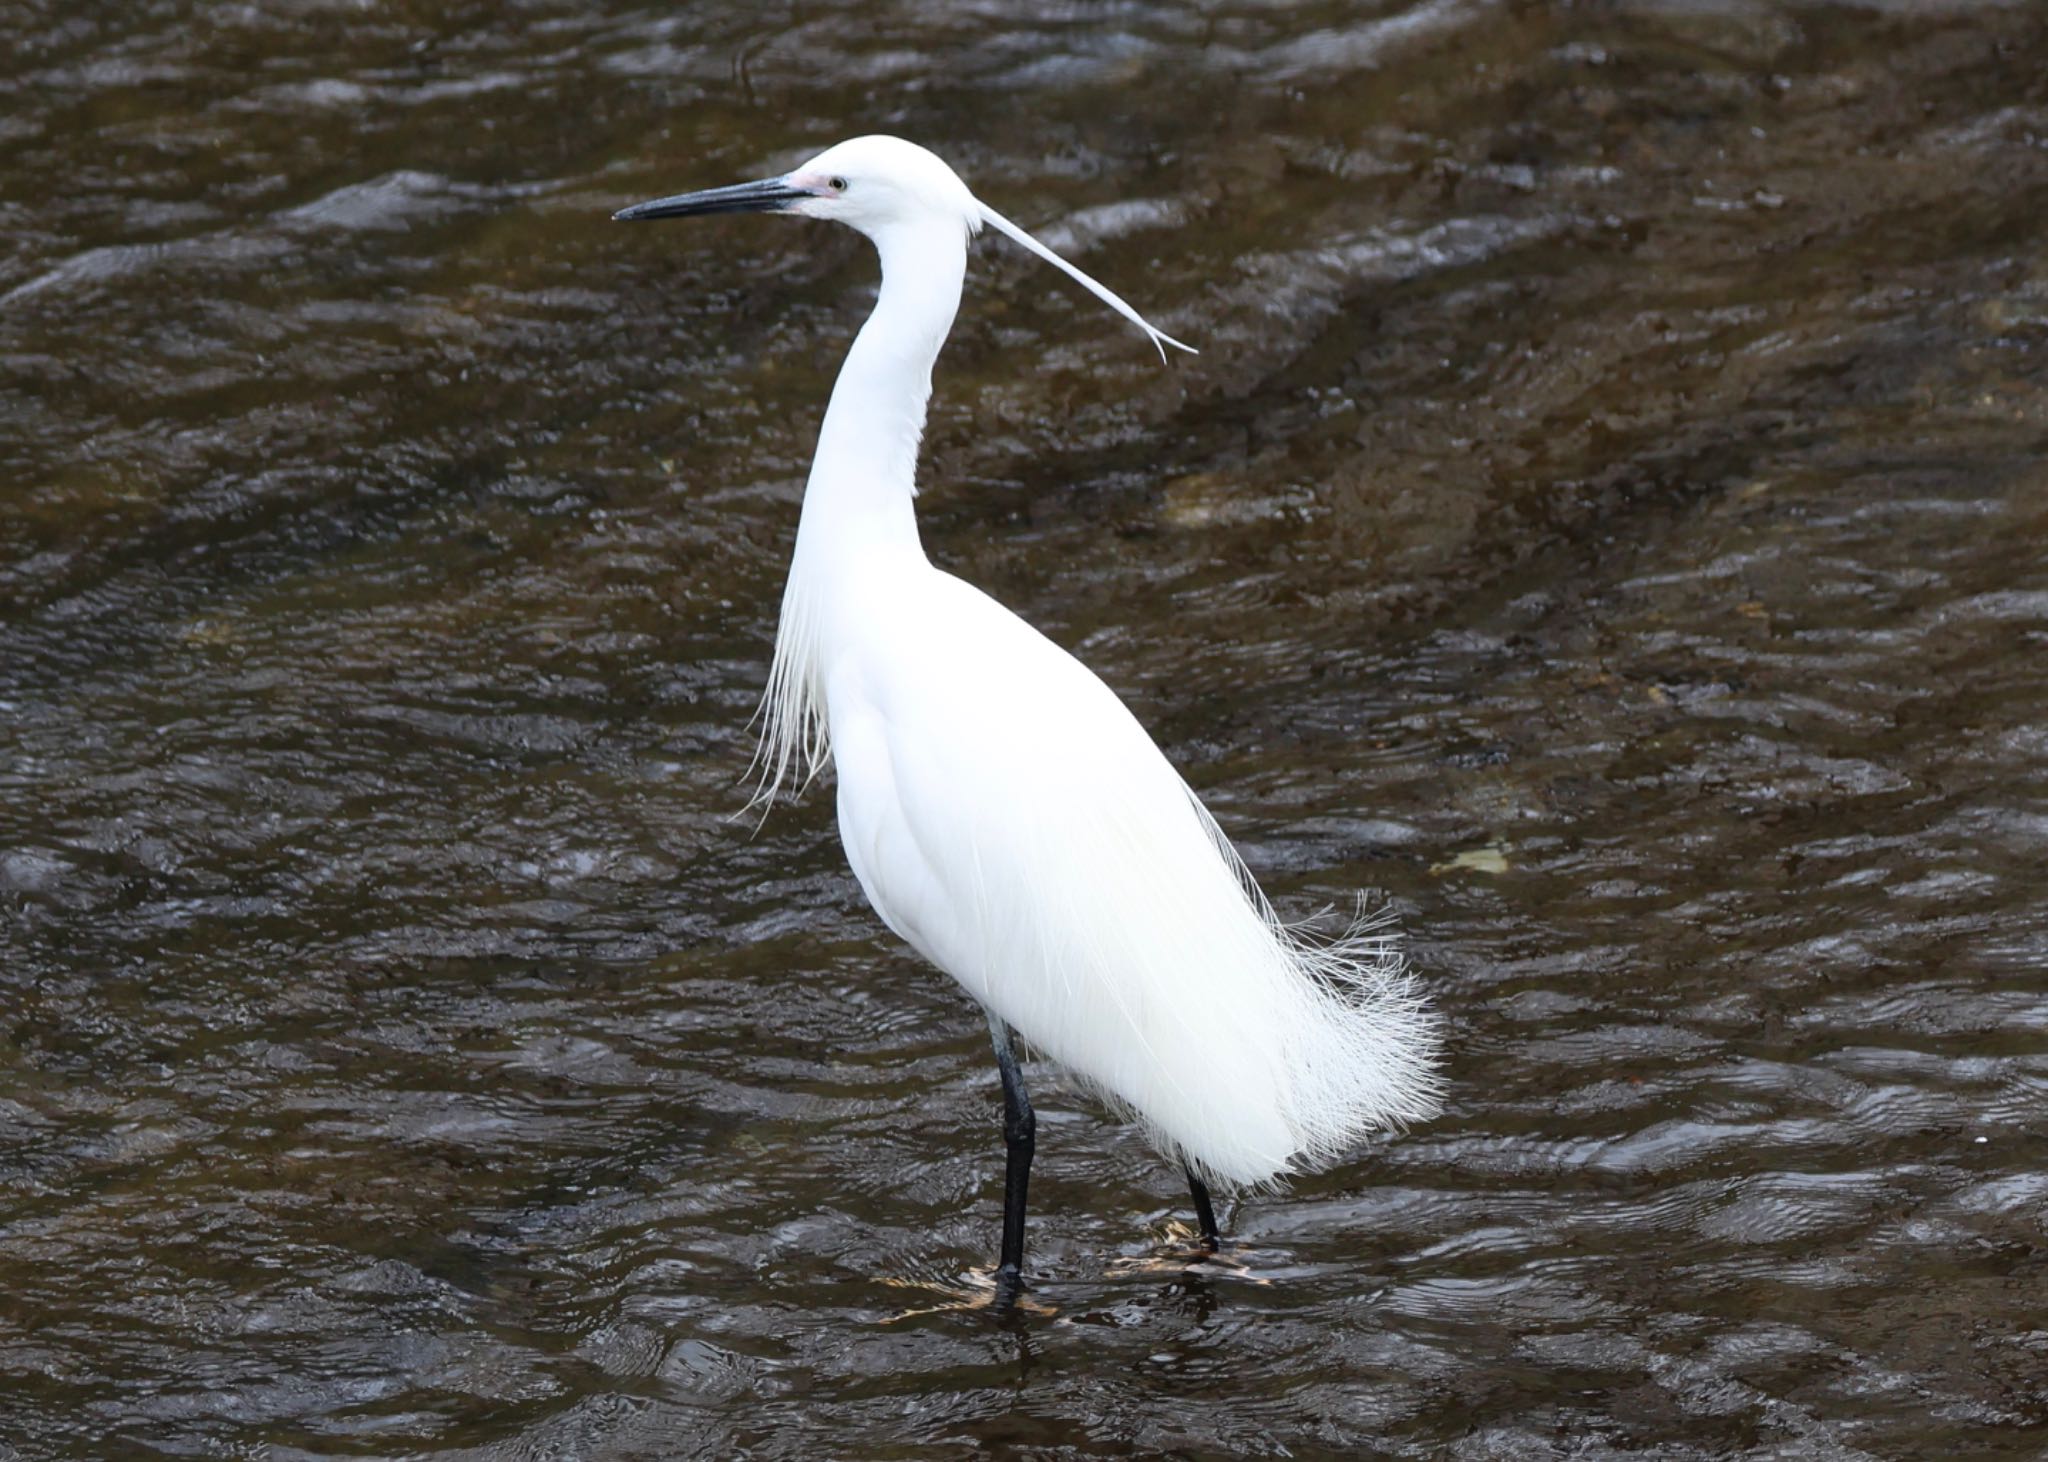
[{"left": 4, "top": 1, "right": 2047, "bottom": 1455}]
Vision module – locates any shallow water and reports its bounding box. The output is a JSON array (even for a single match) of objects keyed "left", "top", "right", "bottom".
[{"left": 4, "top": 1, "right": 2047, "bottom": 1456}]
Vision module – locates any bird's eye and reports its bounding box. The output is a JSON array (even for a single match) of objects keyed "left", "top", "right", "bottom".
[{"left": 828, "top": 176, "right": 849, "bottom": 193}]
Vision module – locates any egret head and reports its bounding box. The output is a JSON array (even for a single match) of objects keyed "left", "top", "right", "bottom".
[
  {"left": 615, "top": 136, "right": 973, "bottom": 236},
  {"left": 615, "top": 134, "right": 1195, "bottom": 360}
]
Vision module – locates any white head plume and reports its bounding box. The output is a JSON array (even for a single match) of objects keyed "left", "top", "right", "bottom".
[
  {"left": 620, "top": 134, "right": 1196, "bottom": 363},
  {"left": 975, "top": 202, "right": 1197, "bottom": 363}
]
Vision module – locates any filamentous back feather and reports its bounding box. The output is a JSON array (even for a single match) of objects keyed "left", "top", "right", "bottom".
[{"left": 1049, "top": 783, "right": 1444, "bottom": 1192}]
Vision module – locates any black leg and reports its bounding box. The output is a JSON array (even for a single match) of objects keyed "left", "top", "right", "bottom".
[
  {"left": 1185, "top": 1164, "right": 1220, "bottom": 1249},
  {"left": 986, "top": 1012, "right": 1035, "bottom": 1300}
]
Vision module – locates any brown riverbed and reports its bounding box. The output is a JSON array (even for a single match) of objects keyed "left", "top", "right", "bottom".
[{"left": 3, "top": 2, "right": 2046, "bottom": 1456}]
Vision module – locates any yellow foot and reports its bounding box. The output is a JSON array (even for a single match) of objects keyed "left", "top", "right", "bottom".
[
  {"left": 876, "top": 1267, "right": 1059, "bottom": 1323},
  {"left": 1103, "top": 1221, "right": 1268, "bottom": 1283}
]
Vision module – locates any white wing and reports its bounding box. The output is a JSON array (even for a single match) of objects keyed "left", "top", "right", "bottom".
[{"left": 825, "top": 567, "right": 1440, "bottom": 1189}]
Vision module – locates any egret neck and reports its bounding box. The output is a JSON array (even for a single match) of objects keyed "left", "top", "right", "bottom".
[
  {"left": 793, "top": 220, "right": 967, "bottom": 571},
  {"left": 760, "top": 218, "right": 967, "bottom": 805}
]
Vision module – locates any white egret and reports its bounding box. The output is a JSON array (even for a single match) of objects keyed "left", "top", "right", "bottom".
[{"left": 616, "top": 136, "right": 1441, "bottom": 1299}]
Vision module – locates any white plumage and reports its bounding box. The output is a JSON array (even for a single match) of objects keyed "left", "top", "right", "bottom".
[
  {"left": 825, "top": 568, "right": 1441, "bottom": 1187},
  {"left": 618, "top": 135, "right": 1441, "bottom": 1280}
]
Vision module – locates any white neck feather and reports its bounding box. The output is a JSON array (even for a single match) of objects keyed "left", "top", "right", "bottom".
[{"left": 748, "top": 220, "right": 969, "bottom": 807}]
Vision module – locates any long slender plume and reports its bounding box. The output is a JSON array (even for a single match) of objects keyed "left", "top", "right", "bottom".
[{"left": 976, "top": 202, "right": 1198, "bottom": 363}]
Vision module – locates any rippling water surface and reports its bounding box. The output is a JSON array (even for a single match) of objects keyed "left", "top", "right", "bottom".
[{"left": 4, "top": 2, "right": 2047, "bottom": 1455}]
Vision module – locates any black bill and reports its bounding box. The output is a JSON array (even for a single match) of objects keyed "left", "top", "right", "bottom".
[{"left": 613, "top": 177, "right": 810, "bottom": 222}]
